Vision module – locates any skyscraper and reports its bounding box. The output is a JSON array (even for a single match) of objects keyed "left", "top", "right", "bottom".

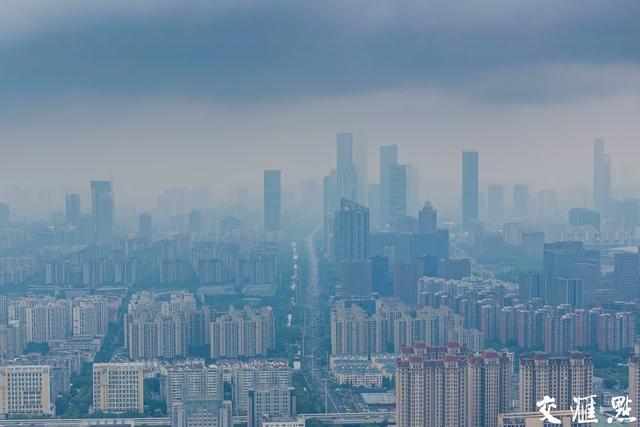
[
  {"left": 388, "top": 164, "right": 408, "bottom": 224},
  {"left": 406, "top": 164, "right": 420, "bottom": 217},
  {"left": 487, "top": 184, "right": 504, "bottom": 215},
  {"left": 333, "top": 198, "right": 369, "bottom": 262},
  {"left": 513, "top": 184, "right": 529, "bottom": 216},
  {"left": 462, "top": 150, "right": 479, "bottom": 228},
  {"left": 543, "top": 241, "right": 599, "bottom": 306},
  {"left": 65, "top": 193, "right": 81, "bottom": 226},
  {"left": 90, "top": 180, "right": 114, "bottom": 237},
  {"left": 418, "top": 201, "right": 437, "bottom": 232},
  {"left": 336, "top": 133, "right": 357, "bottom": 201},
  {"left": 593, "top": 138, "right": 611, "bottom": 216},
  {"left": 379, "top": 145, "right": 398, "bottom": 227},
  {"left": 263, "top": 170, "right": 281, "bottom": 231},
  {"left": 139, "top": 212, "right": 153, "bottom": 241},
  {"left": 614, "top": 251, "right": 640, "bottom": 298}
]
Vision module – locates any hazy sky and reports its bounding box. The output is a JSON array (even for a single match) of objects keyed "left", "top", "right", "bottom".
[{"left": 1, "top": 0, "right": 639, "bottom": 210}]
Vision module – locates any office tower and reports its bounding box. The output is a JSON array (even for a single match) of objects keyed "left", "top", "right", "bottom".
[
  {"left": 518, "top": 272, "right": 545, "bottom": 301},
  {"left": 336, "top": 132, "right": 358, "bottom": 202},
  {"left": 353, "top": 134, "right": 368, "bottom": 206},
  {"left": 90, "top": 180, "right": 114, "bottom": 237},
  {"left": 165, "top": 363, "right": 224, "bottom": 408},
  {"left": 332, "top": 198, "right": 369, "bottom": 262},
  {"left": 556, "top": 278, "right": 584, "bottom": 308},
  {"left": 512, "top": 184, "right": 529, "bottom": 216},
  {"left": 209, "top": 306, "right": 275, "bottom": 358},
  {"left": 462, "top": 150, "right": 479, "bottom": 228},
  {"left": 614, "top": 252, "right": 640, "bottom": 298},
  {"left": 368, "top": 183, "right": 380, "bottom": 229},
  {"left": 543, "top": 241, "right": 599, "bottom": 306},
  {"left": 171, "top": 399, "right": 233, "bottom": 427},
  {"left": 388, "top": 164, "right": 408, "bottom": 224},
  {"left": 323, "top": 171, "right": 338, "bottom": 257},
  {"left": 392, "top": 260, "right": 422, "bottom": 304},
  {"left": 396, "top": 345, "right": 511, "bottom": 427},
  {"left": 64, "top": 193, "right": 81, "bottom": 225},
  {"left": 188, "top": 209, "right": 203, "bottom": 234},
  {"left": 569, "top": 207, "right": 601, "bottom": 230},
  {"left": 593, "top": 138, "right": 611, "bottom": 216},
  {"left": 370, "top": 255, "right": 391, "bottom": 297},
  {"left": 139, "top": 212, "right": 153, "bottom": 241},
  {"left": 488, "top": 184, "right": 504, "bottom": 216},
  {"left": 339, "top": 259, "right": 372, "bottom": 297},
  {"left": 263, "top": 170, "right": 281, "bottom": 231},
  {"left": 629, "top": 344, "right": 640, "bottom": 427},
  {"left": 437, "top": 258, "right": 471, "bottom": 280},
  {"left": 379, "top": 144, "right": 398, "bottom": 227},
  {"left": 406, "top": 165, "right": 420, "bottom": 217},
  {"left": 519, "top": 352, "right": 593, "bottom": 413},
  {"left": 93, "top": 362, "right": 144, "bottom": 414},
  {"left": 0, "top": 365, "right": 52, "bottom": 416},
  {"left": 418, "top": 201, "right": 437, "bottom": 232}
]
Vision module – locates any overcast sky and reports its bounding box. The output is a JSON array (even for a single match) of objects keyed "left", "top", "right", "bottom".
[{"left": 1, "top": 0, "right": 639, "bottom": 211}]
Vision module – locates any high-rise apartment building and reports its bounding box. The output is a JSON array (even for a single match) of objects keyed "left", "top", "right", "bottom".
[
  {"left": 93, "top": 362, "right": 144, "bottom": 414},
  {"left": 0, "top": 365, "right": 52, "bottom": 416},
  {"left": 462, "top": 150, "right": 479, "bottom": 228},
  {"left": 263, "top": 170, "right": 281, "bottom": 231},
  {"left": 210, "top": 306, "right": 275, "bottom": 358},
  {"left": 519, "top": 352, "right": 593, "bottom": 413},
  {"left": 396, "top": 344, "right": 511, "bottom": 427},
  {"left": 164, "top": 362, "right": 224, "bottom": 409}
]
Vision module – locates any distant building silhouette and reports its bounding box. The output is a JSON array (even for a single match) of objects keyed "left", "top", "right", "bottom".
[
  {"left": 462, "top": 150, "right": 479, "bottom": 228},
  {"left": 263, "top": 170, "right": 281, "bottom": 231}
]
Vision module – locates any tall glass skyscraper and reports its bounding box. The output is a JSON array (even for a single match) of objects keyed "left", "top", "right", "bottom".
[
  {"left": 90, "top": 180, "right": 114, "bottom": 238},
  {"left": 462, "top": 150, "right": 479, "bottom": 228}
]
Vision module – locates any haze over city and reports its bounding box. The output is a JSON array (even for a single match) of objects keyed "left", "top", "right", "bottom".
[{"left": 1, "top": 2, "right": 640, "bottom": 427}]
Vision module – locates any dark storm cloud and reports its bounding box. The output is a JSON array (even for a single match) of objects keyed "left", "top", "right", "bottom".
[{"left": 1, "top": 0, "right": 639, "bottom": 104}]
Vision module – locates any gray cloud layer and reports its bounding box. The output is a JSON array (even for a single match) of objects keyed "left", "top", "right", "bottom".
[
  {"left": 1, "top": 0, "right": 639, "bottom": 104},
  {"left": 1, "top": 0, "right": 639, "bottom": 215}
]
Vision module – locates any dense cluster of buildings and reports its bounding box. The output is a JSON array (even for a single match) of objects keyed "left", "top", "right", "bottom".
[
  {"left": 331, "top": 298, "right": 483, "bottom": 355},
  {"left": 124, "top": 291, "right": 275, "bottom": 361}
]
